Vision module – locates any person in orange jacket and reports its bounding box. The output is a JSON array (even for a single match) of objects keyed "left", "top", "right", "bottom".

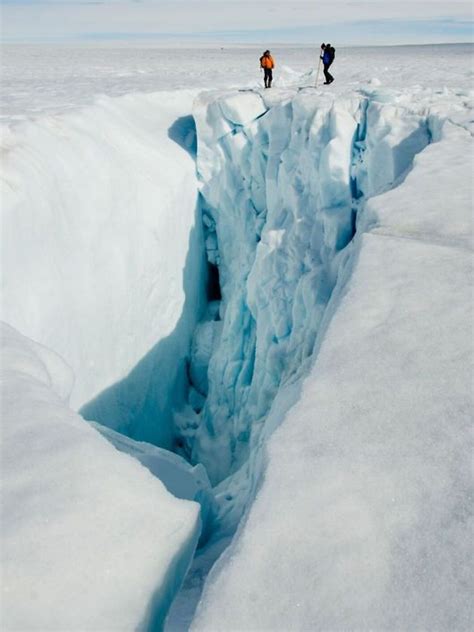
[{"left": 260, "top": 50, "right": 275, "bottom": 88}]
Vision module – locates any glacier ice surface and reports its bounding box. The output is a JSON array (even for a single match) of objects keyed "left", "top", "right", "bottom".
[{"left": 2, "top": 53, "right": 473, "bottom": 629}]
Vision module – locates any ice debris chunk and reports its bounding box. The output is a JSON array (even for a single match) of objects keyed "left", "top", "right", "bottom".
[
  {"left": 92, "top": 422, "right": 216, "bottom": 544},
  {"left": 1, "top": 322, "right": 200, "bottom": 630}
]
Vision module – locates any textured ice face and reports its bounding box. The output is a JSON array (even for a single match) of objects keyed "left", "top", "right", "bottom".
[{"left": 180, "top": 88, "right": 433, "bottom": 538}]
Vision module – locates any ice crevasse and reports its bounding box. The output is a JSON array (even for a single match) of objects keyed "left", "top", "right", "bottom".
[
  {"left": 1, "top": 83, "right": 473, "bottom": 629},
  {"left": 180, "top": 88, "right": 461, "bottom": 521}
]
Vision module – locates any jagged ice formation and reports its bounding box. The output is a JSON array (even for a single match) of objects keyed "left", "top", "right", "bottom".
[
  {"left": 178, "top": 88, "right": 433, "bottom": 536},
  {"left": 2, "top": 82, "right": 472, "bottom": 629}
]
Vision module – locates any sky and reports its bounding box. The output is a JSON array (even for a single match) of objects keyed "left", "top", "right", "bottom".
[{"left": 1, "top": 0, "right": 473, "bottom": 45}]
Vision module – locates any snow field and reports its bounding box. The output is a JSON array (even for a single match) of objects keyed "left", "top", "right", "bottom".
[
  {"left": 1, "top": 323, "right": 200, "bottom": 630},
  {"left": 2, "top": 44, "right": 472, "bottom": 121}
]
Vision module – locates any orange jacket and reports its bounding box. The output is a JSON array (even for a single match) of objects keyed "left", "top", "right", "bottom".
[{"left": 260, "top": 55, "right": 275, "bottom": 69}]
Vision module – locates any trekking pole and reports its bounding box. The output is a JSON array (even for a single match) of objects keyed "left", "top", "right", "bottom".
[{"left": 315, "top": 48, "right": 322, "bottom": 87}]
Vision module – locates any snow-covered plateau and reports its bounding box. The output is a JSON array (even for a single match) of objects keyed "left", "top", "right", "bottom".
[{"left": 1, "top": 44, "right": 473, "bottom": 630}]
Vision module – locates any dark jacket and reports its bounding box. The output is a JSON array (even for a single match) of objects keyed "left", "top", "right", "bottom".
[{"left": 322, "top": 47, "right": 335, "bottom": 65}]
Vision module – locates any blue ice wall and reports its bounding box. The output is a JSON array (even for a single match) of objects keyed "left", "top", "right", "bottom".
[{"left": 179, "top": 89, "right": 430, "bottom": 534}]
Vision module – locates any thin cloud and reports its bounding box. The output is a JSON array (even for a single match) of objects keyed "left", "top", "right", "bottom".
[{"left": 2, "top": 0, "right": 473, "bottom": 44}]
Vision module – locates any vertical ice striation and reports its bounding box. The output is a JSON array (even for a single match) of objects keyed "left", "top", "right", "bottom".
[
  {"left": 178, "top": 89, "right": 432, "bottom": 534},
  {"left": 189, "top": 92, "right": 347, "bottom": 488}
]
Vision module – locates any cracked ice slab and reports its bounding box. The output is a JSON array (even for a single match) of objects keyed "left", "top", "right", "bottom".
[
  {"left": 191, "top": 91, "right": 473, "bottom": 629},
  {"left": 218, "top": 91, "right": 267, "bottom": 126},
  {"left": 1, "top": 323, "right": 200, "bottom": 630},
  {"left": 91, "top": 422, "right": 216, "bottom": 545},
  {"left": 361, "top": 121, "right": 473, "bottom": 250}
]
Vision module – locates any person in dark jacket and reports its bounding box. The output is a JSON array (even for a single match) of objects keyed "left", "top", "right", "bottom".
[{"left": 321, "top": 43, "right": 335, "bottom": 84}]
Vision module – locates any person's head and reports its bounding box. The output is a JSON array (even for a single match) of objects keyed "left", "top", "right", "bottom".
[
  {"left": 326, "top": 43, "right": 331, "bottom": 48},
  {"left": 321, "top": 43, "right": 326, "bottom": 49}
]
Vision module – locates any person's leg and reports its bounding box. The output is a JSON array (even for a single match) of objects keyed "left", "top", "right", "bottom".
[
  {"left": 268, "top": 69, "right": 273, "bottom": 88},
  {"left": 323, "top": 64, "right": 330, "bottom": 83},
  {"left": 264, "top": 68, "right": 269, "bottom": 88},
  {"left": 327, "top": 62, "right": 334, "bottom": 83},
  {"left": 323, "top": 64, "right": 334, "bottom": 84}
]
